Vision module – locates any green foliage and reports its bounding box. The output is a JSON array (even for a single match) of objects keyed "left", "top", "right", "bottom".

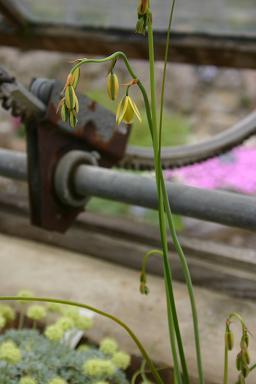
[{"left": 0, "top": 330, "right": 128, "bottom": 384}]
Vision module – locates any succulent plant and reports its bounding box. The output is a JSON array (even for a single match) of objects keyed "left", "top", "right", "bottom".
[{"left": 0, "top": 294, "right": 130, "bottom": 384}]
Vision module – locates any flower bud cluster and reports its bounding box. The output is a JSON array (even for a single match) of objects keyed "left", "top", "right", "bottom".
[
  {"left": 100, "top": 338, "right": 118, "bottom": 356},
  {"left": 59, "top": 68, "right": 80, "bottom": 128},
  {"left": 45, "top": 306, "right": 94, "bottom": 342},
  {"left": 139, "top": 272, "right": 149, "bottom": 295},
  {"left": 0, "top": 304, "right": 15, "bottom": 322},
  {"left": 0, "top": 340, "right": 22, "bottom": 365},
  {"left": 111, "top": 351, "right": 131, "bottom": 370},
  {"left": 235, "top": 328, "right": 250, "bottom": 383},
  {"left": 106, "top": 62, "right": 141, "bottom": 125},
  {"left": 136, "top": 0, "right": 149, "bottom": 35},
  {"left": 27, "top": 305, "right": 46, "bottom": 321},
  {"left": 82, "top": 358, "right": 116, "bottom": 377}
]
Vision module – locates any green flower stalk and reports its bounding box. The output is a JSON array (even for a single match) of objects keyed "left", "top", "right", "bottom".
[
  {"left": 58, "top": 1, "right": 204, "bottom": 381},
  {"left": 17, "top": 289, "right": 34, "bottom": 330}
]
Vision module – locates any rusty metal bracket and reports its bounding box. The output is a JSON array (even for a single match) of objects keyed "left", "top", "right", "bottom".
[{"left": 26, "top": 78, "right": 130, "bottom": 232}]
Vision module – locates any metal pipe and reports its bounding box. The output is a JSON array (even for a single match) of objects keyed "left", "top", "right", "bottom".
[
  {"left": 75, "top": 165, "right": 256, "bottom": 230},
  {"left": 0, "top": 148, "right": 27, "bottom": 181},
  {"left": 0, "top": 148, "right": 256, "bottom": 230}
]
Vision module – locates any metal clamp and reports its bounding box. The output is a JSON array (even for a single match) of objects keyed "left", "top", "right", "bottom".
[{"left": 54, "top": 150, "right": 98, "bottom": 208}]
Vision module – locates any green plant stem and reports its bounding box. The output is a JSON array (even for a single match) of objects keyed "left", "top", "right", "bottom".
[
  {"left": 147, "top": 7, "right": 183, "bottom": 384},
  {"left": 0, "top": 296, "right": 163, "bottom": 384},
  {"left": 18, "top": 309, "right": 24, "bottom": 330},
  {"left": 69, "top": 46, "right": 194, "bottom": 384},
  {"left": 155, "top": 0, "right": 204, "bottom": 381},
  {"left": 249, "top": 363, "right": 256, "bottom": 372},
  {"left": 223, "top": 344, "right": 228, "bottom": 384},
  {"left": 141, "top": 249, "right": 163, "bottom": 277},
  {"left": 160, "top": 172, "right": 204, "bottom": 384},
  {"left": 159, "top": 0, "right": 176, "bottom": 157}
]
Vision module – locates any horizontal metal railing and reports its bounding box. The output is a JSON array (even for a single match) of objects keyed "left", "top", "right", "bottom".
[{"left": 0, "top": 148, "right": 256, "bottom": 230}]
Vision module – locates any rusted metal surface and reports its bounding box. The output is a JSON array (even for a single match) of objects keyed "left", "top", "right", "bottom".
[
  {"left": 0, "top": 23, "right": 256, "bottom": 69},
  {"left": 0, "top": 0, "right": 256, "bottom": 68},
  {"left": 0, "top": 67, "right": 46, "bottom": 119},
  {"left": 25, "top": 79, "right": 130, "bottom": 232}
]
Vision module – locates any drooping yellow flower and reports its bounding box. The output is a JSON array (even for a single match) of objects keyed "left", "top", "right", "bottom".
[
  {"left": 65, "top": 85, "right": 78, "bottom": 111},
  {"left": 116, "top": 96, "right": 142, "bottom": 125},
  {"left": 107, "top": 72, "right": 119, "bottom": 101}
]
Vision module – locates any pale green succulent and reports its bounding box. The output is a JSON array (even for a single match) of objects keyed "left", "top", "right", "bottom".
[
  {"left": 27, "top": 305, "right": 46, "bottom": 321},
  {"left": 0, "top": 340, "right": 21, "bottom": 364}
]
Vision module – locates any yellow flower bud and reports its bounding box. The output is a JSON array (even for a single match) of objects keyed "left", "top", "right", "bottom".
[
  {"left": 65, "top": 68, "right": 80, "bottom": 90},
  {"left": 65, "top": 85, "right": 78, "bottom": 111},
  {"left": 242, "top": 349, "right": 250, "bottom": 365},
  {"left": 116, "top": 96, "right": 142, "bottom": 125},
  {"left": 138, "top": 0, "right": 149, "bottom": 15},
  {"left": 236, "top": 352, "right": 242, "bottom": 371},
  {"left": 60, "top": 102, "right": 69, "bottom": 123},
  {"left": 71, "top": 67, "right": 80, "bottom": 89},
  {"left": 107, "top": 72, "right": 119, "bottom": 101},
  {"left": 69, "top": 110, "right": 77, "bottom": 129},
  {"left": 225, "top": 329, "right": 234, "bottom": 351},
  {"left": 239, "top": 374, "right": 245, "bottom": 384},
  {"left": 241, "top": 365, "right": 249, "bottom": 378}
]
